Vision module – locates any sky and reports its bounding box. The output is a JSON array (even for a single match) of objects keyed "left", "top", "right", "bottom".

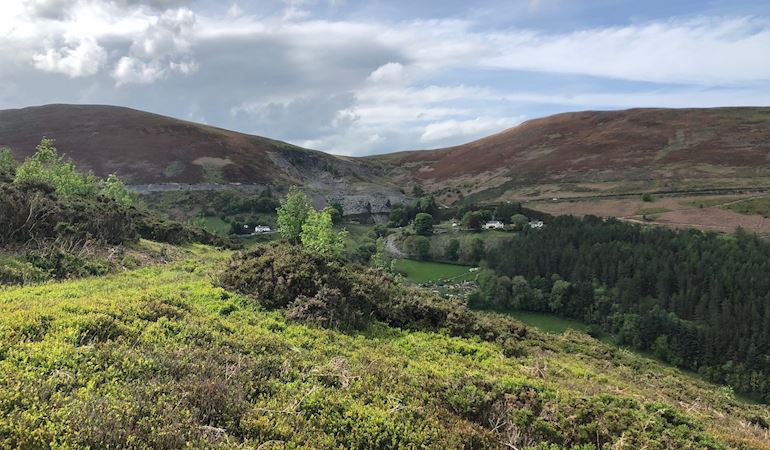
[{"left": 2, "top": 0, "right": 770, "bottom": 156}]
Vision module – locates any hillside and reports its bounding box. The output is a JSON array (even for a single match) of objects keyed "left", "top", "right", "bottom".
[
  {"left": 6, "top": 105, "right": 770, "bottom": 227},
  {"left": 1, "top": 246, "right": 768, "bottom": 449},
  {"left": 376, "top": 107, "right": 770, "bottom": 203},
  {"left": 0, "top": 104, "right": 393, "bottom": 189}
]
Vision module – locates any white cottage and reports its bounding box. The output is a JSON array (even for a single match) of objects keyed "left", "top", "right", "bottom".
[
  {"left": 528, "top": 220, "right": 544, "bottom": 229},
  {"left": 484, "top": 221, "right": 505, "bottom": 230}
]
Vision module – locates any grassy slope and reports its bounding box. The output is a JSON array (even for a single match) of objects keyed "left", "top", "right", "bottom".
[{"left": 1, "top": 247, "right": 769, "bottom": 449}]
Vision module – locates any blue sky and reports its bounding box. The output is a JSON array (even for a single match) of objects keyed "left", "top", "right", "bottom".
[{"left": 2, "top": 1, "right": 770, "bottom": 155}]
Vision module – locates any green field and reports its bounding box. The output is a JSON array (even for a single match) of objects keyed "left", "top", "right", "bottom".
[
  {"left": 393, "top": 258, "right": 477, "bottom": 283},
  {"left": 196, "top": 216, "right": 231, "bottom": 235},
  {"left": 505, "top": 310, "right": 591, "bottom": 334}
]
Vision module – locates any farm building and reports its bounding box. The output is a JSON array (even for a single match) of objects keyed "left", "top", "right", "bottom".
[
  {"left": 484, "top": 221, "right": 505, "bottom": 230},
  {"left": 529, "top": 220, "right": 544, "bottom": 229}
]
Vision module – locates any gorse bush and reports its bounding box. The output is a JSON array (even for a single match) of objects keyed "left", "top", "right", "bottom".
[
  {"left": 218, "top": 242, "right": 526, "bottom": 351},
  {"left": 0, "top": 182, "right": 138, "bottom": 246}
]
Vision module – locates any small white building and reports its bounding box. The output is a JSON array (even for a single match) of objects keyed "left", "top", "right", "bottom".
[
  {"left": 254, "top": 225, "right": 272, "bottom": 233},
  {"left": 484, "top": 221, "right": 505, "bottom": 230},
  {"left": 528, "top": 220, "right": 544, "bottom": 229}
]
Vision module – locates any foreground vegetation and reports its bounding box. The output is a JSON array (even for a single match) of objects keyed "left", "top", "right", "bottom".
[
  {"left": 0, "top": 141, "right": 226, "bottom": 285},
  {"left": 1, "top": 246, "right": 768, "bottom": 449}
]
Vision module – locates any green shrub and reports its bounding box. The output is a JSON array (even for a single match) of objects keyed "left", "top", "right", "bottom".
[
  {"left": 0, "top": 257, "right": 49, "bottom": 285},
  {"left": 219, "top": 243, "right": 527, "bottom": 347}
]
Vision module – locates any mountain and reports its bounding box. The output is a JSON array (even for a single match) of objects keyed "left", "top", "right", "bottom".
[
  {"left": 0, "top": 104, "right": 384, "bottom": 186},
  {"left": 5, "top": 104, "right": 770, "bottom": 211},
  {"left": 0, "top": 104, "right": 407, "bottom": 215},
  {"left": 375, "top": 107, "right": 770, "bottom": 203}
]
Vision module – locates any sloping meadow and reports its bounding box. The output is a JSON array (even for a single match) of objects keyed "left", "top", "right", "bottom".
[{"left": 0, "top": 245, "right": 767, "bottom": 449}]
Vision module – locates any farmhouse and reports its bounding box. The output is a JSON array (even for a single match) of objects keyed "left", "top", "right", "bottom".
[
  {"left": 254, "top": 225, "right": 271, "bottom": 233},
  {"left": 529, "top": 220, "right": 544, "bottom": 229},
  {"left": 484, "top": 221, "right": 505, "bottom": 230}
]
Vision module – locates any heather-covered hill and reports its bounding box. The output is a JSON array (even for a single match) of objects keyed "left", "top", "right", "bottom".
[
  {"left": 0, "top": 104, "right": 385, "bottom": 187},
  {"left": 375, "top": 107, "right": 770, "bottom": 202}
]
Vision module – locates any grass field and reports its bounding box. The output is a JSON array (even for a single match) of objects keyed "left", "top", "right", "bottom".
[
  {"left": 393, "top": 259, "right": 477, "bottom": 283},
  {"left": 505, "top": 310, "right": 591, "bottom": 334},
  {"left": 196, "top": 216, "right": 231, "bottom": 235}
]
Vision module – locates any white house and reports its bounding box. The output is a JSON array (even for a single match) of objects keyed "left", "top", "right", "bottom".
[
  {"left": 254, "top": 225, "right": 272, "bottom": 233},
  {"left": 484, "top": 221, "right": 505, "bottom": 230},
  {"left": 528, "top": 220, "right": 544, "bottom": 229}
]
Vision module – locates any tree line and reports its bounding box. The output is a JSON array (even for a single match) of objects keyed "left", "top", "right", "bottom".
[{"left": 477, "top": 215, "right": 770, "bottom": 401}]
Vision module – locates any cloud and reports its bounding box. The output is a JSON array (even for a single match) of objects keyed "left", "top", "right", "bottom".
[
  {"left": 233, "top": 93, "right": 358, "bottom": 140},
  {"left": 111, "top": 7, "right": 198, "bottom": 84},
  {"left": 485, "top": 17, "right": 770, "bottom": 85},
  {"left": 32, "top": 36, "right": 107, "bottom": 77},
  {"left": 367, "top": 62, "right": 406, "bottom": 83},
  {"left": 420, "top": 116, "right": 523, "bottom": 144},
  {"left": 23, "top": 0, "right": 72, "bottom": 19}
]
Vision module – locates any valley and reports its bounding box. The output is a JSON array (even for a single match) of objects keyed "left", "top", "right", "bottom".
[{"left": 1, "top": 107, "right": 769, "bottom": 449}]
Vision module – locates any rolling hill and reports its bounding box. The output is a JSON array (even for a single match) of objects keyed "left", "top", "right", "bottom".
[
  {"left": 376, "top": 107, "right": 770, "bottom": 203},
  {"left": 4, "top": 104, "right": 770, "bottom": 220},
  {"left": 0, "top": 104, "right": 385, "bottom": 187}
]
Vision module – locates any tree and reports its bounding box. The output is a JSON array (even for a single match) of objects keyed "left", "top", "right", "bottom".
[
  {"left": 14, "top": 137, "right": 98, "bottom": 198},
  {"left": 413, "top": 213, "right": 434, "bottom": 236},
  {"left": 463, "top": 237, "right": 484, "bottom": 263},
  {"left": 445, "top": 239, "right": 460, "bottom": 261},
  {"left": 416, "top": 196, "right": 437, "bottom": 215},
  {"left": 371, "top": 237, "right": 392, "bottom": 270},
  {"left": 328, "top": 201, "right": 344, "bottom": 224},
  {"left": 494, "top": 203, "right": 520, "bottom": 224},
  {"left": 510, "top": 214, "right": 528, "bottom": 230},
  {"left": 0, "top": 148, "right": 17, "bottom": 182},
  {"left": 301, "top": 208, "right": 348, "bottom": 258},
  {"left": 412, "top": 184, "right": 424, "bottom": 197},
  {"left": 388, "top": 203, "right": 409, "bottom": 228},
  {"left": 548, "top": 279, "right": 571, "bottom": 312},
  {"left": 277, "top": 186, "right": 313, "bottom": 243},
  {"left": 403, "top": 235, "right": 430, "bottom": 260},
  {"left": 100, "top": 173, "right": 137, "bottom": 207},
  {"left": 462, "top": 211, "right": 482, "bottom": 231}
]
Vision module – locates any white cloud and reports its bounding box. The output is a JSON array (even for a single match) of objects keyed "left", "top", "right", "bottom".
[
  {"left": 367, "top": 62, "right": 406, "bottom": 83},
  {"left": 32, "top": 36, "right": 107, "bottom": 77},
  {"left": 420, "top": 116, "right": 523, "bottom": 143},
  {"left": 112, "top": 57, "right": 165, "bottom": 84},
  {"left": 111, "top": 7, "right": 198, "bottom": 84},
  {"left": 485, "top": 17, "right": 770, "bottom": 85}
]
